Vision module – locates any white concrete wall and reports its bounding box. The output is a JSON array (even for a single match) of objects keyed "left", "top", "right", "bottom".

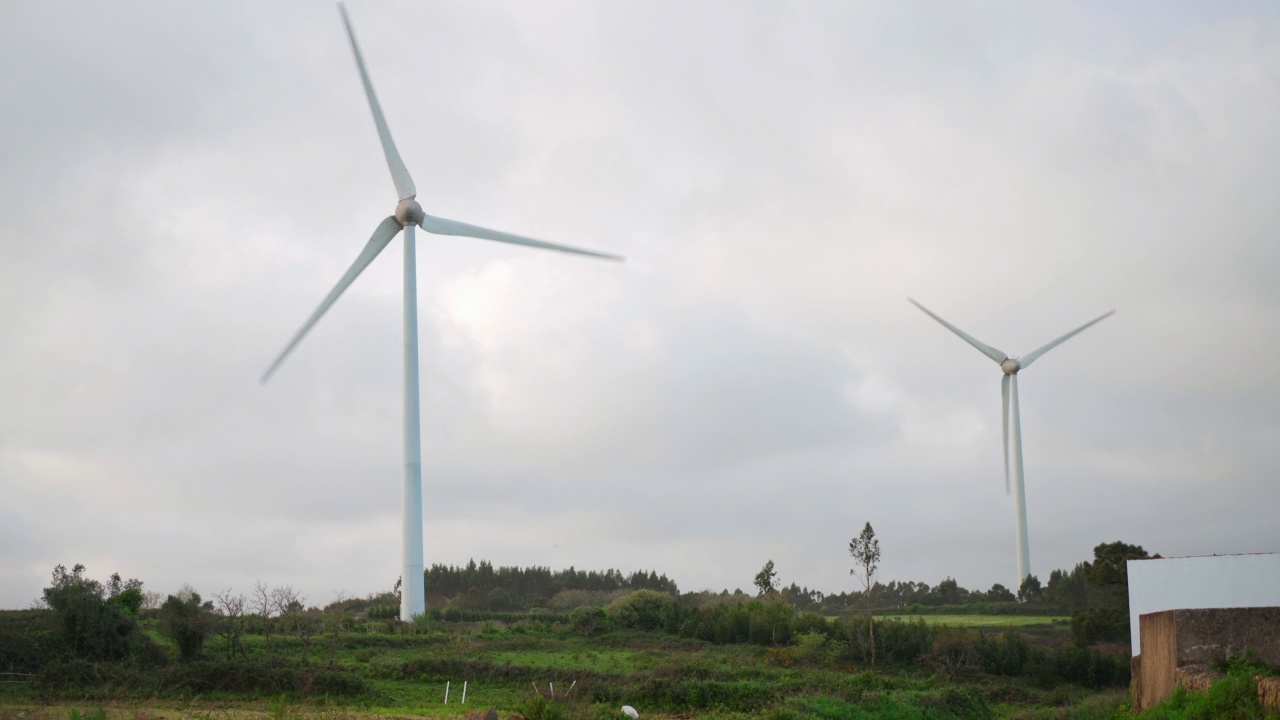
[{"left": 1128, "top": 553, "right": 1280, "bottom": 655}]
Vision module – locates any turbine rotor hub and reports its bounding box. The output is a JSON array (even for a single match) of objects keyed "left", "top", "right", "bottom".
[
  {"left": 1001, "top": 358, "right": 1021, "bottom": 375},
  {"left": 394, "top": 198, "right": 424, "bottom": 227}
]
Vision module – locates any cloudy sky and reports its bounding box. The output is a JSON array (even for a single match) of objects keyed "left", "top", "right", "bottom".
[{"left": 3, "top": 0, "right": 1278, "bottom": 609}]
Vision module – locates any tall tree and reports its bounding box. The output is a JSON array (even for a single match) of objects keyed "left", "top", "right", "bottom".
[
  {"left": 754, "top": 560, "right": 778, "bottom": 597},
  {"left": 848, "top": 522, "right": 881, "bottom": 665},
  {"left": 160, "top": 591, "right": 211, "bottom": 661},
  {"left": 1085, "top": 541, "right": 1153, "bottom": 605},
  {"left": 1018, "top": 574, "right": 1043, "bottom": 602}
]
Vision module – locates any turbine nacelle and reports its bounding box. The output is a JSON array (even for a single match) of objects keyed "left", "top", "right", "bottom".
[
  {"left": 394, "top": 197, "right": 424, "bottom": 227},
  {"left": 1000, "top": 358, "right": 1021, "bottom": 375}
]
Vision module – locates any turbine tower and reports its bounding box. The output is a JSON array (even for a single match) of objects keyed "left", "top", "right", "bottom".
[
  {"left": 262, "top": 5, "right": 623, "bottom": 621},
  {"left": 908, "top": 299, "right": 1113, "bottom": 589}
]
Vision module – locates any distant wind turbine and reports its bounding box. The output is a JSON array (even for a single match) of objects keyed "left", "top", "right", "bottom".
[
  {"left": 261, "top": 4, "right": 623, "bottom": 621},
  {"left": 908, "top": 299, "right": 1113, "bottom": 589}
]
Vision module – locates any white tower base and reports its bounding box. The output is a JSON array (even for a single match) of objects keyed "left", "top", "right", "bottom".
[{"left": 401, "top": 224, "right": 425, "bottom": 621}]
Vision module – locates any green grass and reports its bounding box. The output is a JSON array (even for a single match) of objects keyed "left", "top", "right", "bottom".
[
  {"left": 878, "top": 614, "right": 1067, "bottom": 627},
  {"left": 0, "top": 612, "right": 1118, "bottom": 720}
]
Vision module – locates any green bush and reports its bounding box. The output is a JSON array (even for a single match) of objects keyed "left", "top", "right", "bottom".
[
  {"left": 516, "top": 694, "right": 565, "bottom": 720},
  {"left": 569, "top": 606, "right": 611, "bottom": 636},
  {"left": 1140, "top": 673, "right": 1272, "bottom": 720},
  {"left": 0, "top": 609, "right": 67, "bottom": 671},
  {"left": 41, "top": 565, "right": 140, "bottom": 662},
  {"left": 1070, "top": 606, "right": 1128, "bottom": 646},
  {"left": 606, "top": 590, "right": 678, "bottom": 632},
  {"left": 159, "top": 593, "right": 211, "bottom": 661},
  {"left": 791, "top": 630, "right": 844, "bottom": 666}
]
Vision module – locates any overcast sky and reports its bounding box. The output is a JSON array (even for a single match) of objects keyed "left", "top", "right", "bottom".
[{"left": 3, "top": 1, "right": 1278, "bottom": 609}]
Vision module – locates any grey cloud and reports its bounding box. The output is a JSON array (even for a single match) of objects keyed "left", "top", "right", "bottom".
[{"left": 3, "top": 1, "right": 1279, "bottom": 606}]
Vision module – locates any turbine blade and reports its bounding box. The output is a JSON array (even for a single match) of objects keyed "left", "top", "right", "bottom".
[
  {"left": 261, "top": 216, "right": 403, "bottom": 383},
  {"left": 419, "top": 214, "right": 625, "bottom": 261},
  {"left": 907, "top": 298, "right": 1007, "bottom": 364},
  {"left": 1001, "top": 374, "right": 1011, "bottom": 496},
  {"left": 1019, "top": 309, "right": 1115, "bottom": 369},
  {"left": 339, "top": 4, "right": 416, "bottom": 201}
]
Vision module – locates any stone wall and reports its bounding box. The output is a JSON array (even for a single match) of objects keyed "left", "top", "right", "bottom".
[
  {"left": 1131, "top": 606, "right": 1280, "bottom": 711},
  {"left": 1171, "top": 607, "right": 1280, "bottom": 666}
]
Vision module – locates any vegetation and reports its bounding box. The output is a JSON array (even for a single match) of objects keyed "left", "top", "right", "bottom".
[
  {"left": 755, "top": 561, "right": 778, "bottom": 597},
  {"left": 0, "top": 550, "right": 1152, "bottom": 720},
  {"left": 1070, "top": 542, "right": 1155, "bottom": 647},
  {"left": 848, "top": 522, "right": 881, "bottom": 666},
  {"left": 1132, "top": 659, "right": 1280, "bottom": 720}
]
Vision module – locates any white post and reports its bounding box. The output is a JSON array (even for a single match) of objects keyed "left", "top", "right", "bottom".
[
  {"left": 1010, "top": 374, "right": 1031, "bottom": 589},
  {"left": 462, "top": 681, "right": 467, "bottom": 703},
  {"left": 444, "top": 680, "right": 450, "bottom": 703},
  {"left": 401, "top": 224, "right": 426, "bottom": 622}
]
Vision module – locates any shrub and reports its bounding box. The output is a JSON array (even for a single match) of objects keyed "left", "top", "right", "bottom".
[
  {"left": 791, "top": 631, "right": 843, "bottom": 666},
  {"left": 41, "top": 565, "right": 139, "bottom": 662},
  {"left": 569, "top": 606, "right": 611, "bottom": 636},
  {"left": 605, "top": 590, "right": 677, "bottom": 631},
  {"left": 516, "top": 694, "right": 565, "bottom": 720},
  {"left": 975, "top": 630, "right": 1033, "bottom": 676},
  {"left": 159, "top": 593, "right": 212, "bottom": 661},
  {"left": 1070, "top": 606, "right": 1128, "bottom": 646},
  {"left": 924, "top": 628, "right": 979, "bottom": 679},
  {"left": 1144, "top": 673, "right": 1271, "bottom": 720},
  {"left": 0, "top": 609, "right": 67, "bottom": 672},
  {"left": 764, "top": 647, "right": 793, "bottom": 668}
]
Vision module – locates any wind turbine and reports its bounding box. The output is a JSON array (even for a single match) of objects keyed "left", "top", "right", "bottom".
[
  {"left": 261, "top": 5, "right": 623, "bottom": 621},
  {"left": 908, "top": 299, "right": 1113, "bottom": 589}
]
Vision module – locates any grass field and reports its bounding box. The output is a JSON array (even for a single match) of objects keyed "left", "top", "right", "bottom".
[
  {"left": 1, "top": 609, "right": 1122, "bottom": 720},
  {"left": 877, "top": 614, "right": 1068, "bottom": 627}
]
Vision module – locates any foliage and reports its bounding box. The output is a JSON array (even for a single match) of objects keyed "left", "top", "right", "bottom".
[
  {"left": 924, "top": 628, "right": 980, "bottom": 679},
  {"left": 1070, "top": 605, "right": 1129, "bottom": 647},
  {"left": 1018, "top": 575, "right": 1043, "bottom": 602},
  {"left": 1138, "top": 671, "right": 1275, "bottom": 720},
  {"left": 791, "top": 630, "right": 845, "bottom": 666},
  {"left": 604, "top": 590, "right": 679, "bottom": 632},
  {"left": 423, "top": 559, "right": 678, "bottom": 611},
  {"left": 516, "top": 694, "right": 565, "bottom": 720},
  {"left": 569, "top": 606, "right": 612, "bottom": 636},
  {"left": 5, "top": 550, "right": 1149, "bottom": 716},
  {"left": 1044, "top": 564, "right": 1091, "bottom": 607},
  {"left": 849, "top": 522, "right": 881, "bottom": 664},
  {"left": 1084, "top": 541, "right": 1153, "bottom": 604},
  {"left": 985, "top": 584, "right": 1016, "bottom": 603},
  {"left": 366, "top": 601, "right": 399, "bottom": 619},
  {"left": 755, "top": 560, "right": 779, "bottom": 596},
  {"left": 40, "top": 564, "right": 150, "bottom": 662},
  {"left": 159, "top": 591, "right": 212, "bottom": 661},
  {"left": 38, "top": 656, "right": 368, "bottom": 697},
  {"left": 0, "top": 609, "right": 67, "bottom": 671}
]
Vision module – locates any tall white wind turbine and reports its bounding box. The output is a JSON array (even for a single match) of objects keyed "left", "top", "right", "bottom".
[
  {"left": 262, "top": 5, "right": 623, "bottom": 621},
  {"left": 908, "top": 299, "right": 1113, "bottom": 589}
]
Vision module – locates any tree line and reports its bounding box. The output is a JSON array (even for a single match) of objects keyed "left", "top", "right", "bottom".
[{"left": 417, "top": 560, "right": 678, "bottom": 611}]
